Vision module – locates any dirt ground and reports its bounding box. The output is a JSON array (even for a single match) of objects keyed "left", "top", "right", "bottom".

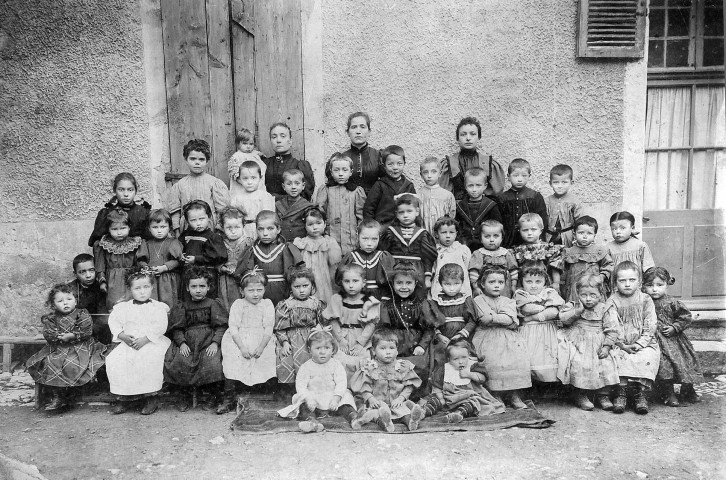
[{"left": 0, "top": 386, "right": 724, "bottom": 480}]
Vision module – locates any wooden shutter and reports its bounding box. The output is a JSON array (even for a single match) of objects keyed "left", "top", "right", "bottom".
[{"left": 577, "top": 0, "right": 647, "bottom": 58}]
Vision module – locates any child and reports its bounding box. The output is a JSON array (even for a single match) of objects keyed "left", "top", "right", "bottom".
[
  {"left": 165, "top": 267, "right": 228, "bottom": 412},
  {"left": 557, "top": 274, "right": 621, "bottom": 411},
  {"left": 455, "top": 167, "right": 503, "bottom": 251},
  {"left": 439, "top": 116, "right": 506, "bottom": 200},
  {"left": 220, "top": 268, "right": 277, "bottom": 413},
  {"left": 643, "top": 267, "right": 703, "bottom": 406},
  {"left": 421, "top": 340, "right": 505, "bottom": 422},
  {"left": 235, "top": 210, "right": 304, "bottom": 305},
  {"left": 469, "top": 220, "right": 518, "bottom": 298},
  {"left": 136, "top": 209, "right": 183, "bottom": 308},
  {"left": 379, "top": 194, "right": 438, "bottom": 291},
  {"left": 26, "top": 283, "right": 107, "bottom": 411},
  {"left": 274, "top": 267, "right": 324, "bottom": 391},
  {"left": 561, "top": 216, "right": 614, "bottom": 302},
  {"left": 378, "top": 262, "right": 437, "bottom": 379},
  {"left": 349, "top": 328, "right": 425, "bottom": 432},
  {"left": 263, "top": 122, "right": 315, "bottom": 200},
  {"left": 419, "top": 156, "right": 456, "bottom": 235},
  {"left": 510, "top": 213, "right": 563, "bottom": 290},
  {"left": 468, "top": 266, "right": 531, "bottom": 409},
  {"left": 105, "top": 267, "right": 171, "bottom": 415},
  {"left": 291, "top": 326, "right": 359, "bottom": 432},
  {"left": 338, "top": 219, "right": 395, "bottom": 301},
  {"left": 324, "top": 264, "right": 380, "bottom": 372},
  {"left": 514, "top": 261, "right": 565, "bottom": 383},
  {"left": 607, "top": 261, "right": 661, "bottom": 414},
  {"left": 178, "top": 200, "right": 228, "bottom": 300},
  {"left": 293, "top": 207, "right": 342, "bottom": 305},
  {"left": 217, "top": 207, "right": 253, "bottom": 310},
  {"left": 88, "top": 172, "right": 151, "bottom": 247},
  {"left": 496, "top": 158, "right": 549, "bottom": 248},
  {"left": 430, "top": 217, "right": 472, "bottom": 299},
  {"left": 228, "top": 128, "right": 266, "bottom": 195},
  {"left": 315, "top": 152, "right": 366, "bottom": 256},
  {"left": 276, "top": 169, "right": 313, "bottom": 241},
  {"left": 363, "top": 145, "right": 416, "bottom": 226},
  {"left": 607, "top": 211, "right": 655, "bottom": 273},
  {"left": 341, "top": 111, "right": 383, "bottom": 193},
  {"left": 93, "top": 209, "right": 142, "bottom": 310},
  {"left": 229, "top": 160, "right": 275, "bottom": 240},
  {"left": 545, "top": 164, "right": 584, "bottom": 247},
  {"left": 67, "top": 253, "right": 109, "bottom": 344}
]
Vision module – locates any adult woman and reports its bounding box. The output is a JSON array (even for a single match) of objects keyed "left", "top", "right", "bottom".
[{"left": 340, "top": 112, "right": 382, "bottom": 194}]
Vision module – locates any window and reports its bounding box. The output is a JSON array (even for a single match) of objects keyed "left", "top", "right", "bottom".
[{"left": 577, "top": 0, "right": 647, "bottom": 58}]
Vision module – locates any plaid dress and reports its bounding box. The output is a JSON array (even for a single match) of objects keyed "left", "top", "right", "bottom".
[
  {"left": 274, "top": 296, "right": 325, "bottom": 384},
  {"left": 27, "top": 309, "right": 108, "bottom": 387}
]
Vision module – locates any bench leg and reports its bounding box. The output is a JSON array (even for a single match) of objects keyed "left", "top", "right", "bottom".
[
  {"left": 2, "top": 343, "right": 12, "bottom": 373},
  {"left": 35, "top": 383, "right": 42, "bottom": 410}
]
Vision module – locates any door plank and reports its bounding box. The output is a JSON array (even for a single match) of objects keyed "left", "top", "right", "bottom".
[
  {"left": 231, "top": 0, "right": 257, "bottom": 147},
  {"left": 643, "top": 225, "right": 685, "bottom": 298}
]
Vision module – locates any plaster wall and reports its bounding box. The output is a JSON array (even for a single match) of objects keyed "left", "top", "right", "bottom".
[{"left": 0, "top": 1, "right": 150, "bottom": 335}]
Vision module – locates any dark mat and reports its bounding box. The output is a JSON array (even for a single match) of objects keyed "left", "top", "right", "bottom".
[{"left": 230, "top": 400, "right": 554, "bottom": 434}]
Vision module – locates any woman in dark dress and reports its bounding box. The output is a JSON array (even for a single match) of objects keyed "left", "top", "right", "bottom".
[{"left": 340, "top": 112, "right": 382, "bottom": 194}]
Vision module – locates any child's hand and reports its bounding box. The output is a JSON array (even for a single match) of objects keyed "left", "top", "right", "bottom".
[
  {"left": 118, "top": 333, "right": 135, "bottom": 346},
  {"left": 329, "top": 397, "right": 341, "bottom": 411},
  {"left": 531, "top": 305, "right": 546, "bottom": 313},
  {"left": 206, "top": 342, "right": 219, "bottom": 357},
  {"left": 251, "top": 344, "right": 266, "bottom": 358},
  {"left": 367, "top": 397, "right": 381, "bottom": 408},
  {"left": 619, "top": 344, "right": 637, "bottom": 354},
  {"left": 597, "top": 345, "right": 611, "bottom": 359},
  {"left": 58, "top": 332, "right": 76, "bottom": 342},
  {"left": 458, "top": 369, "right": 472, "bottom": 380},
  {"left": 350, "top": 343, "right": 364, "bottom": 356},
  {"left": 630, "top": 343, "right": 643, "bottom": 352},
  {"left": 132, "top": 337, "right": 151, "bottom": 350},
  {"left": 99, "top": 282, "right": 108, "bottom": 293},
  {"left": 182, "top": 254, "right": 196, "bottom": 264},
  {"left": 437, "top": 334, "right": 450, "bottom": 347},
  {"left": 413, "top": 346, "right": 425, "bottom": 356},
  {"left": 220, "top": 265, "right": 233, "bottom": 275},
  {"left": 281, "top": 342, "right": 292, "bottom": 357},
  {"left": 479, "top": 311, "right": 494, "bottom": 326},
  {"left": 661, "top": 325, "right": 676, "bottom": 337},
  {"left": 179, "top": 343, "right": 191, "bottom": 357},
  {"left": 391, "top": 395, "right": 405, "bottom": 408}
]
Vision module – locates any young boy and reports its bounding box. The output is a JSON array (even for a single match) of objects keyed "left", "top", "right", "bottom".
[
  {"left": 439, "top": 116, "right": 506, "bottom": 200},
  {"left": 419, "top": 156, "right": 456, "bottom": 235},
  {"left": 263, "top": 122, "right": 315, "bottom": 200},
  {"left": 167, "top": 139, "right": 230, "bottom": 235},
  {"left": 363, "top": 145, "right": 416, "bottom": 226},
  {"left": 338, "top": 219, "right": 395, "bottom": 300},
  {"left": 455, "top": 167, "right": 502, "bottom": 251},
  {"left": 67, "top": 253, "right": 110, "bottom": 343},
  {"left": 497, "top": 158, "right": 549, "bottom": 249},
  {"left": 545, "top": 164, "right": 584, "bottom": 247},
  {"left": 276, "top": 169, "right": 312, "bottom": 241}
]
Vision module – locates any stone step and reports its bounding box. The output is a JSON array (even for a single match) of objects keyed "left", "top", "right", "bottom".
[
  {"left": 688, "top": 310, "right": 726, "bottom": 342},
  {"left": 694, "top": 340, "right": 726, "bottom": 375}
]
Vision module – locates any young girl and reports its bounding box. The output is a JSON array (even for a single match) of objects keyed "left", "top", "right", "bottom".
[
  {"left": 165, "top": 267, "right": 228, "bottom": 413},
  {"left": 293, "top": 207, "right": 343, "bottom": 305},
  {"left": 93, "top": 209, "right": 142, "bottom": 310},
  {"left": 323, "top": 264, "right": 380, "bottom": 373},
  {"left": 469, "top": 266, "right": 531, "bottom": 409},
  {"left": 315, "top": 152, "right": 366, "bottom": 256},
  {"left": 338, "top": 219, "right": 395, "bottom": 301},
  {"left": 607, "top": 261, "right": 660, "bottom": 414},
  {"left": 274, "top": 267, "right": 324, "bottom": 393},
  {"left": 289, "top": 326, "right": 358, "bottom": 432},
  {"left": 419, "top": 156, "right": 456, "bottom": 235},
  {"left": 515, "top": 261, "right": 565, "bottom": 383},
  {"left": 217, "top": 207, "right": 253, "bottom": 310},
  {"left": 643, "top": 267, "right": 703, "bottom": 406},
  {"left": 88, "top": 172, "right": 151, "bottom": 247},
  {"left": 228, "top": 128, "right": 266, "bottom": 195},
  {"left": 105, "top": 267, "right": 171, "bottom": 415},
  {"left": 220, "top": 268, "right": 277, "bottom": 414},
  {"left": 26, "top": 284, "right": 108, "bottom": 411},
  {"left": 421, "top": 339, "right": 505, "bottom": 422},
  {"left": 607, "top": 211, "right": 655, "bottom": 273},
  {"left": 561, "top": 216, "right": 614, "bottom": 302},
  {"left": 469, "top": 220, "right": 518, "bottom": 298},
  {"left": 363, "top": 145, "right": 416, "bottom": 226},
  {"left": 430, "top": 216, "right": 472, "bottom": 299},
  {"left": 379, "top": 194, "right": 438, "bottom": 292},
  {"left": 510, "top": 213, "right": 563, "bottom": 289},
  {"left": 136, "top": 209, "right": 183, "bottom": 308},
  {"left": 229, "top": 160, "right": 275, "bottom": 239},
  {"left": 178, "top": 200, "right": 228, "bottom": 300},
  {"left": 235, "top": 210, "right": 304, "bottom": 305},
  {"left": 349, "top": 328, "right": 425, "bottom": 432},
  {"left": 557, "top": 274, "right": 621, "bottom": 411}
]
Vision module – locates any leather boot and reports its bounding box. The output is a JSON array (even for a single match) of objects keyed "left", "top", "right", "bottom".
[
  {"left": 632, "top": 384, "right": 649, "bottom": 415},
  {"left": 612, "top": 385, "right": 627, "bottom": 414}
]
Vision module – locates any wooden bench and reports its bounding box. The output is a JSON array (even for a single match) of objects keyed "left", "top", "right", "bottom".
[{"left": 0, "top": 336, "right": 45, "bottom": 373}]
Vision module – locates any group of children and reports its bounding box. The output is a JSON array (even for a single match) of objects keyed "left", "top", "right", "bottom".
[{"left": 26, "top": 114, "right": 703, "bottom": 432}]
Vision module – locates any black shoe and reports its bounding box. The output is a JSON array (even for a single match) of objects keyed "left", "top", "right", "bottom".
[
  {"left": 111, "top": 401, "right": 129, "bottom": 415},
  {"left": 680, "top": 384, "right": 701, "bottom": 403},
  {"left": 176, "top": 397, "right": 191, "bottom": 413},
  {"left": 141, "top": 396, "right": 159, "bottom": 415},
  {"left": 44, "top": 394, "right": 65, "bottom": 412},
  {"left": 632, "top": 384, "right": 649, "bottom": 415},
  {"left": 612, "top": 386, "right": 627, "bottom": 414}
]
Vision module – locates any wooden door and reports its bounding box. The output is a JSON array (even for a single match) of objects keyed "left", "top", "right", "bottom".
[{"left": 161, "top": 0, "right": 306, "bottom": 184}]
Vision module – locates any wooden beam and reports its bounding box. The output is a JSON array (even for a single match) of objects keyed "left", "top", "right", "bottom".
[
  {"left": 231, "top": 0, "right": 257, "bottom": 145},
  {"left": 300, "top": 0, "right": 324, "bottom": 192}
]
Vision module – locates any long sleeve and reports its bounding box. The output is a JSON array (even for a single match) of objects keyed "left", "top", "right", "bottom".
[
  {"left": 165, "top": 239, "right": 184, "bottom": 271},
  {"left": 558, "top": 302, "right": 582, "bottom": 326},
  {"left": 327, "top": 237, "right": 343, "bottom": 267},
  {"left": 419, "top": 230, "right": 438, "bottom": 277},
  {"left": 136, "top": 240, "right": 151, "bottom": 264},
  {"left": 108, "top": 307, "right": 124, "bottom": 343},
  {"left": 93, "top": 241, "right": 107, "bottom": 284},
  {"left": 533, "top": 192, "right": 549, "bottom": 241},
  {"left": 211, "top": 178, "right": 230, "bottom": 218},
  {"left": 601, "top": 304, "right": 622, "bottom": 346},
  {"left": 146, "top": 303, "right": 170, "bottom": 344},
  {"left": 299, "top": 160, "right": 315, "bottom": 200},
  {"left": 295, "top": 361, "right": 313, "bottom": 397},
  {"left": 493, "top": 298, "right": 518, "bottom": 328},
  {"left": 488, "top": 202, "right": 503, "bottom": 225},
  {"left": 166, "top": 182, "right": 183, "bottom": 230},
  {"left": 670, "top": 300, "right": 693, "bottom": 333},
  {"left": 199, "top": 232, "right": 228, "bottom": 266},
  {"left": 398, "top": 362, "right": 423, "bottom": 399},
  {"left": 227, "top": 301, "right": 243, "bottom": 337},
  {"left": 168, "top": 303, "right": 188, "bottom": 346},
  {"left": 274, "top": 302, "right": 292, "bottom": 345},
  {"left": 41, "top": 315, "right": 60, "bottom": 344},
  {"left": 599, "top": 251, "right": 615, "bottom": 284},
  {"left": 349, "top": 368, "right": 374, "bottom": 402},
  {"left": 362, "top": 182, "right": 382, "bottom": 219},
  {"left": 72, "top": 309, "right": 93, "bottom": 342},
  {"left": 438, "top": 156, "right": 454, "bottom": 193},
  {"left": 635, "top": 295, "right": 658, "bottom": 348},
  {"left": 416, "top": 302, "right": 437, "bottom": 349},
  {"left": 332, "top": 360, "right": 348, "bottom": 398},
  {"left": 315, "top": 186, "right": 329, "bottom": 216},
  {"left": 210, "top": 299, "right": 229, "bottom": 344},
  {"left": 355, "top": 188, "right": 366, "bottom": 223},
  {"left": 88, "top": 208, "right": 108, "bottom": 247}
]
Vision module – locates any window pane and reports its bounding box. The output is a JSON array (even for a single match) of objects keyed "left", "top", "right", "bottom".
[
  {"left": 649, "top": 40, "right": 666, "bottom": 67},
  {"left": 667, "top": 8, "right": 691, "bottom": 37},
  {"left": 651, "top": 10, "right": 666, "bottom": 38},
  {"left": 646, "top": 87, "right": 691, "bottom": 149},
  {"left": 702, "top": 38, "right": 724, "bottom": 67},
  {"left": 666, "top": 39, "right": 690, "bottom": 66},
  {"left": 691, "top": 150, "right": 726, "bottom": 209},
  {"left": 704, "top": 6, "right": 724, "bottom": 36},
  {"left": 693, "top": 86, "right": 726, "bottom": 146},
  {"left": 670, "top": 0, "right": 692, "bottom": 7},
  {"left": 643, "top": 151, "right": 689, "bottom": 210},
  {"left": 651, "top": 0, "right": 665, "bottom": 6}
]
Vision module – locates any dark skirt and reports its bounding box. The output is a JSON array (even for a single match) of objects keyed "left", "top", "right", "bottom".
[
  {"left": 656, "top": 331, "right": 703, "bottom": 384},
  {"left": 164, "top": 325, "right": 224, "bottom": 386}
]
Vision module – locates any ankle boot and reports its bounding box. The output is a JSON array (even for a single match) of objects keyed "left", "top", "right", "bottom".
[
  {"left": 574, "top": 390, "right": 594, "bottom": 411},
  {"left": 596, "top": 393, "right": 613, "bottom": 411},
  {"left": 612, "top": 385, "right": 627, "bottom": 414},
  {"left": 632, "top": 384, "right": 649, "bottom": 414},
  {"left": 680, "top": 384, "right": 701, "bottom": 403},
  {"left": 663, "top": 384, "right": 680, "bottom": 407}
]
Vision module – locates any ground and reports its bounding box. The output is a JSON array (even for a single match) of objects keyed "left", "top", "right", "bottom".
[{"left": 0, "top": 374, "right": 724, "bottom": 480}]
